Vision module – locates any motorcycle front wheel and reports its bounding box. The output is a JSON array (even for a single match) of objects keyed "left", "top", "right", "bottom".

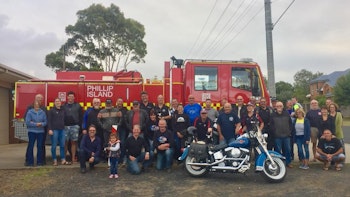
[
  {"left": 261, "top": 157, "right": 287, "bottom": 183},
  {"left": 185, "top": 156, "right": 208, "bottom": 177}
]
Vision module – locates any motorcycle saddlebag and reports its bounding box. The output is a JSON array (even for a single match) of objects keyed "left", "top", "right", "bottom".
[{"left": 189, "top": 142, "right": 208, "bottom": 161}]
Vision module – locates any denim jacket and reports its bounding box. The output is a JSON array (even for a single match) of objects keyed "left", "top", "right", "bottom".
[{"left": 25, "top": 108, "right": 47, "bottom": 133}]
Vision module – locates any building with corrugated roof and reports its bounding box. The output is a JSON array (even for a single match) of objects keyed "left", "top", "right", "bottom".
[{"left": 0, "top": 63, "right": 36, "bottom": 144}]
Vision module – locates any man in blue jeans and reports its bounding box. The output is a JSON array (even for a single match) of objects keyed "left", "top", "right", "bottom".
[
  {"left": 79, "top": 125, "right": 102, "bottom": 173},
  {"left": 270, "top": 101, "right": 294, "bottom": 168},
  {"left": 125, "top": 124, "right": 151, "bottom": 174},
  {"left": 153, "top": 119, "right": 174, "bottom": 172}
]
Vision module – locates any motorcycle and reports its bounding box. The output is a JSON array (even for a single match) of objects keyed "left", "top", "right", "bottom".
[{"left": 178, "top": 124, "right": 287, "bottom": 183}]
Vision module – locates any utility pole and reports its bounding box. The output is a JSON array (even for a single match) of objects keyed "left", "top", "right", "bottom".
[{"left": 264, "top": 0, "right": 276, "bottom": 98}]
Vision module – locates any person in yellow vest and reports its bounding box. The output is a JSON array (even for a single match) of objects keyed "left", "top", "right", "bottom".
[{"left": 291, "top": 97, "right": 302, "bottom": 117}]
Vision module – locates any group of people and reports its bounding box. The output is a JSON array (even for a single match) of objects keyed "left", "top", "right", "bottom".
[
  {"left": 269, "top": 97, "right": 345, "bottom": 171},
  {"left": 24, "top": 91, "right": 346, "bottom": 179},
  {"left": 25, "top": 92, "right": 82, "bottom": 167}
]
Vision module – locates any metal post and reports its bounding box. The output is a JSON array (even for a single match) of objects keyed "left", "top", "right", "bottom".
[{"left": 264, "top": 0, "right": 276, "bottom": 98}]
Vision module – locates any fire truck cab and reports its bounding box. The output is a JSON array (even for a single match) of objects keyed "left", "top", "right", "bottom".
[{"left": 179, "top": 59, "right": 268, "bottom": 105}]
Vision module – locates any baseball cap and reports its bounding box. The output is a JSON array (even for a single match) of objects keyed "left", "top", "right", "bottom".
[{"left": 106, "top": 99, "right": 112, "bottom": 104}]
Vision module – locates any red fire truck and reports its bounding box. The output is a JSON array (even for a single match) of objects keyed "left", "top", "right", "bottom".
[{"left": 13, "top": 58, "right": 269, "bottom": 140}]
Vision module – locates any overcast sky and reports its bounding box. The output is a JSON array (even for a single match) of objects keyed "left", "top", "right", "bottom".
[{"left": 1, "top": 0, "right": 349, "bottom": 84}]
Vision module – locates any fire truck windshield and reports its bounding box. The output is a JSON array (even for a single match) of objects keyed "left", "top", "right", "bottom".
[
  {"left": 194, "top": 67, "right": 218, "bottom": 91},
  {"left": 231, "top": 67, "right": 261, "bottom": 96}
]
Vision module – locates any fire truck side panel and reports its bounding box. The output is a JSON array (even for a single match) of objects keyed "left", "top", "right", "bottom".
[
  {"left": 15, "top": 82, "right": 46, "bottom": 119},
  {"left": 111, "top": 83, "right": 143, "bottom": 105},
  {"left": 170, "top": 68, "right": 184, "bottom": 105},
  {"left": 143, "top": 84, "right": 165, "bottom": 105},
  {"left": 64, "top": 82, "right": 143, "bottom": 110}
]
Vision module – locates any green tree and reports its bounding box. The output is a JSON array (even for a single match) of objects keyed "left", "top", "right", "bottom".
[
  {"left": 45, "top": 4, "right": 147, "bottom": 72},
  {"left": 45, "top": 45, "right": 84, "bottom": 71},
  {"left": 315, "top": 95, "right": 326, "bottom": 107},
  {"left": 275, "top": 81, "right": 294, "bottom": 103},
  {"left": 293, "top": 69, "right": 323, "bottom": 103},
  {"left": 334, "top": 72, "right": 350, "bottom": 106}
]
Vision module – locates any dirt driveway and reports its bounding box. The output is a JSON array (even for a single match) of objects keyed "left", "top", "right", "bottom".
[{"left": 1, "top": 162, "right": 349, "bottom": 197}]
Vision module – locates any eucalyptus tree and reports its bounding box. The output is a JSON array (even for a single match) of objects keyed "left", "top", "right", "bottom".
[{"left": 45, "top": 4, "right": 147, "bottom": 71}]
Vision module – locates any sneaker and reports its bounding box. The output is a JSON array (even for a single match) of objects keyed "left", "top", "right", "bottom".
[
  {"left": 303, "top": 165, "right": 309, "bottom": 170},
  {"left": 114, "top": 174, "right": 119, "bottom": 179},
  {"left": 109, "top": 174, "right": 114, "bottom": 179},
  {"left": 299, "top": 164, "right": 304, "bottom": 169}
]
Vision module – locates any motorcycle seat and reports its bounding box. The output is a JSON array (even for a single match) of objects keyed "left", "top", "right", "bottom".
[{"left": 209, "top": 143, "right": 227, "bottom": 152}]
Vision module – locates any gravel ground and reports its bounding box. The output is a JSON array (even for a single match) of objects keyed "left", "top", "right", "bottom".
[{"left": 0, "top": 162, "right": 349, "bottom": 197}]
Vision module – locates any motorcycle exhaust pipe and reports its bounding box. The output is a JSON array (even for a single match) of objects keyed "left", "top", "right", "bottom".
[{"left": 187, "top": 156, "right": 226, "bottom": 166}]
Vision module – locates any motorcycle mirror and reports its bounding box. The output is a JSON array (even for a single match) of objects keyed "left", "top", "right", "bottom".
[{"left": 187, "top": 126, "right": 197, "bottom": 135}]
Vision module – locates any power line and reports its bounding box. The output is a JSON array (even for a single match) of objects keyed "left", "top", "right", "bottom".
[
  {"left": 203, "top": 0, "right": 257, "bottom": 58},
  {"left": 273, "top": 0, "right": 296, "bottom": 28},
  {"left": 192, "top": 0, "right": 233, "bottom": 58},
  {"left": 211, "top": 3, "right": 264, "bottom": 59},
  {"left": 200, "top": 0, "right": 245, "bottom": 57},
  {"left": 186, "top": 0, "right": 218, "bottom": 58}
]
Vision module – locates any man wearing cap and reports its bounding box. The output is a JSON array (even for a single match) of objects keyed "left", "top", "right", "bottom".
[
  {"left": 140, "top": 91, "right": 155, "bottom": 115},
  {"left": 97, "top": 98, "right": 122, "bottom": 148},
  {"left": 125, "top": 100, "right": 149, "bottom": 137},
  {"left": 193, "top": 109, "right": 213, "bottom": 142},
  {"left": 271, "top": 98, "right": 278, "bottom": 111},
  {"left": 241, "top": 102, "right": 264, "bottom": 134}
]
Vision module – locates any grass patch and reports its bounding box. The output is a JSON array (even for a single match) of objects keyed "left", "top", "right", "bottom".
[
  {"left": 21, "top": 168, "right": 53, "bottom": 190},
  {"left": 0, "top": 168, "right": 54, "bottom": 196}
]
